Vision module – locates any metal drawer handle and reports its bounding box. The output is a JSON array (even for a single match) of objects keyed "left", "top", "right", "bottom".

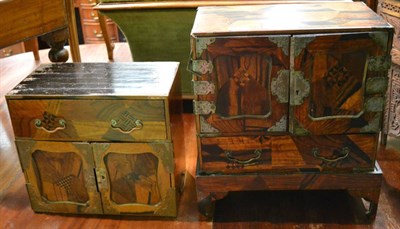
[
  {"left": 93, "top": 30, "right": 103, "bottom": 38},
  {"left": 34, "top": 112, "right": 66, "bottom": 133},
  {"left": 110, "top": 119, "right": 143, "bottom": 134},
  {"left": 90, "top": 12, "right": 99, "bottom": 21},
  {"left": 312, "top": 147, "right": 350, "bottom": 162},
  {"left": 2, "top": 49, "right": 13, "bottom": 57},
  {"left": 225, "top": 149, "right": 262, "bottom": 166}
]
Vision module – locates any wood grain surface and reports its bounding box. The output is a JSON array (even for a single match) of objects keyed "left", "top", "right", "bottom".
[{"left": 191, "top": 2, "right": 392, "bottom": 36}]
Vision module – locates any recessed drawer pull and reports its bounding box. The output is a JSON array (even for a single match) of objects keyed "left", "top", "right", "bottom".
[
  {"left": 312, "top": 147, "right": 350, "bottom": 162},
  {"left": 110, "top": 119, "right": 143, "bottom": 134},
  {"left": 225, "top": 149, "right": 262, "bottom": 167},
  {"left": 34, "top": 112, "right": 66, "bottom": 133}
]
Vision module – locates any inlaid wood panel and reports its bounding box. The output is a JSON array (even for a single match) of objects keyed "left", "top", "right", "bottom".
[
  {"left": 15, "top": 140, "right": 102, "bottom": 214},
  {"left": 93, "top": 143, "right": 177, "bottom": 216},
  {"left": 291, "top": 31, "right": 391, "bottom": 135}
]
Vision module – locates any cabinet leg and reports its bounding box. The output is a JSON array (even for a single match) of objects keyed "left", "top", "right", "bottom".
[
  {"left": 41, "top": 28, "right": 69, "bottom": 63},
  {"left": 197, "top": 191, "right": 228, "bottom": 218},
  {"left": 348, "top": 189, "right": 381, "bottom": 221}
]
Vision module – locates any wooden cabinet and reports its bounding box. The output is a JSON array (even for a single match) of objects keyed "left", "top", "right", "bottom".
[
  {"left": 78, "top": 0, "right": 120, "bottom": 44},
  {"left": 190, "top": 2, "right": 393, "bottom": 220},
  {"left": 6, "top": 62, "right": 184, "bottom": 217}
]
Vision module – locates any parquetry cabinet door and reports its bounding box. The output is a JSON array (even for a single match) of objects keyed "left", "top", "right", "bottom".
[
  {"left": 191, "top": 36, "right": 290, "bottom": 134},
  {"left": 15, "top": 140, "right": 103, "bottom": 214},
  {"left": 290, "top": 32, "right": 392, "bottom": 135},
  {"left": 92, "top": 142, "right": 177, "bottom": 217}
]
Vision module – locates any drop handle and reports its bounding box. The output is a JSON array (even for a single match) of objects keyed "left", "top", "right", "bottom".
[
  {"left": 34, "top": 112, "right": 66, "bottom": 133},
  {"left": 312, "top": 147, "right": 350, "bottom": 162},
  {"left": 110, "top": 119, "right": 143, "bottom": 134},
  {"left": 225, "top": 149, "right": 262, "bottom": 166}
]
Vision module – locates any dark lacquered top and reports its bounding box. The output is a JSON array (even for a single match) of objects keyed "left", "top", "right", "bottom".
[
  {"left": 6, "top": 62, "right": 180, "bottom": 99},
  {"left": 191, "top": 2, "right": 393, "bottom": 36}
]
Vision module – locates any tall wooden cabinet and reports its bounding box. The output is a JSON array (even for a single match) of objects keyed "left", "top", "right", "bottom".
[
  {"left": 6, "top": 63, "right": 184, "bottom": 217},
  {"left": 190, "top": 2, "right": 393, "bottom": 220}
]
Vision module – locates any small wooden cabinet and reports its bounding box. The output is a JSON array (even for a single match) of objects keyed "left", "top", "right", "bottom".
[
  {"left": 6, "top": 63, "right": 184, "bottom": 217},
  {"left": 190, "top": 2, "right": 393, "bottom": 220}
]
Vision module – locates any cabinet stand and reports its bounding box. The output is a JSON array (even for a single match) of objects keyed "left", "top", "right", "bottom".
[{"left": 196, "top": 162, "right": 382, "bottom": 221}]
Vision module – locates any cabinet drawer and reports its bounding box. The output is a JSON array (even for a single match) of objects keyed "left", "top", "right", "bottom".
[
  {"left": 80, "top": 6, "right": 100, "bottom": 23},
  {"left": 82, "top": 22, "right": 118, "bottom": 42},
  {"left": 198, "top": 134, "right": 377, "bottom": 174},
  {"left": 8, "top": 99, "right": 167, "bottom": 141}
]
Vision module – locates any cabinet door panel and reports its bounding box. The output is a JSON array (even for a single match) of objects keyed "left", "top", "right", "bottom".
[
  {"left": 291, "top": 32, "right": 391, "bottom": 135},
  {"left": 191, "top": 36, "right": 290, "bottom": 135},
  {"left": 15, "top": 140, "right": 102, "bottom": 214},
  {"left": 93, "top": 143, "right": 177, "bottom": 217}
]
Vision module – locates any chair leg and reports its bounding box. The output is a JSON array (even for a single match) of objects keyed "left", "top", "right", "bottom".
[
  {"left": 24, "top": 38, "right": 39, "bottom": 61},
  {"left": 65, "top": 0, "right": 81, "bottom": 62},
  {"left": 97, "top": 12, "right": 115, "bottom": 61}
]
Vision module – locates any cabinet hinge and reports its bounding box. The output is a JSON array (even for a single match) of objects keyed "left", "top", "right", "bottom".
[
  {"left": 195, "top": 37, "right": 216, "bottom": 57},
  {"left": 367, "top": 55, "right": 392, "bottom": 72},
  {"left": 193, "top": 101, "right": 216, "bottom": 115},
  {"left": 192, "top": 81, "right": 216, "bottom": 95},
  {"left": 188, "top": 60, "right": 214, "bottom": 75}
]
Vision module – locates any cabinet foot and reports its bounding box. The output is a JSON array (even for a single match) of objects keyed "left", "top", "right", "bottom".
[
  {"left": 348, "top": 189, "right": 381, "bottom": 221},
  {"left": 197, "top": 191, "right": 228, "bottom": 218}
]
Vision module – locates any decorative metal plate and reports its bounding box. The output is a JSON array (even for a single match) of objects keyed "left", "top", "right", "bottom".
[
  {"left": 196, "top": 37, "right": 216, "bottom": 58},
  {"left": 366, "top": 77, "right": 388, "bottom": 95},
  {"left": 268, "top": 115, "right": 287, "bottom": 132},
  {"left": 271, "top": 70, "right": 289, "bottom": 103},
  {"left": 268, "top": 36, "right": 290, "bottom": 56},
  {"left": 290, "top": 71, "right": 310, "bottom": 106},
  {"left": 200, "top": 116, "right": 219, "bottom": 133}
]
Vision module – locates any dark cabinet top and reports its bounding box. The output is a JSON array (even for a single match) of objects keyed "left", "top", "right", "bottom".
[
  {"left": 191, "top": 2, "right": 393, "bottom": 36},
  {"left": 6, "top": 62, "right": 179, "bottom": 99}
]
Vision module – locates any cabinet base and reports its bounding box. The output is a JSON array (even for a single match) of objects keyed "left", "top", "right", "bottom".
[{"left": 195, "top": 162, "right": 382, "bottom": 221}]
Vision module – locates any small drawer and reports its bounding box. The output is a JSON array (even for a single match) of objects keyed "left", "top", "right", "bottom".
[
  {"left": 198, "top": 134, "right": 377, "bottom": 174},
  {"left": 7, "top": 99, "right": 167, "bottom": 141},
  {"left": 80, "top": 7, "right": 100, "bottom": 22},
  {"left": 82, "top": 23, "right": 118, "bottom": 42}
]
